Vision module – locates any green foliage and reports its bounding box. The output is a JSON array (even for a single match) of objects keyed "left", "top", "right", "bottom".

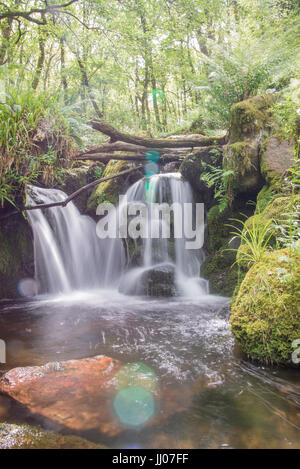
[
  {"left": 0, "top": 89, "right": 75, "bottom": 206},
  {"left": 227, "top": 217, "right": 274, "bottom": 268},
  {"left": 200, "top": 165, "right": 236, "bottom": 213}
]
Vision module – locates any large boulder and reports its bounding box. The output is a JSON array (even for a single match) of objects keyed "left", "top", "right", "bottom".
[
  {"left": 0, "top": 215, "right": 34, "bottom": 299},
  {"left": 0, "top": 355, "right": 191, "bottom": 437},
  {"left": 228, "top": 94, "right": 277, "bottom": 144},
  {"left": 260, "top": 136, "right": 296, "bottom": 189},
  {"left": 119, "top": 263, "right": 177, "bottom": 296},
  {"left": 230, "top": 248, "right": 300, "bottom": 365},
  {"left": 223, "top": 141, "right": 264, "bottom": 197},
  {"left": 0, "top": 423, "right": 105, "bottom": 449},
  {"left": 0, "top": 355, "right": 122, "bottom": 437},
  {"left": 54, "top": 164, "right": 104, "bottom": 213},
  {"left": 179, "top": 147, "right": 223, "bottom": 203},
  {"left": 140, "top": 263, "right": 177, "bottom": 296}
]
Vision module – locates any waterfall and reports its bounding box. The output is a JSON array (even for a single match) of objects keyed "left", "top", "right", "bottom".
[
  {"left": 26, "top": 185, "right": 125, "bottom": 294},
  {"left": 26, "top": 174, "right": 208, "bottom": 297},
  {"left": 118, "top": 173, "right": 209, "bottom": 297}
]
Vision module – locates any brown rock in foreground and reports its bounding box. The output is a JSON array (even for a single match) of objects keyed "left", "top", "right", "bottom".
[{"left": 0, "top": 355, "right": 122, "bottom": 437}]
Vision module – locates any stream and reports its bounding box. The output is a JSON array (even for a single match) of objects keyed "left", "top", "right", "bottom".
[
  {"left": 0, "top": 290, "right": 299, "bottom": 449},
  {"left": 0, "top": 176, "right": 299, "bottom": 449}
]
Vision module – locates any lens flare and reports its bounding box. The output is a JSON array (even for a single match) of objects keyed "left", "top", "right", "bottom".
[
  {"left": 145, "top": 162, "right": 159, "bottom": 178},
  {"left": 145, "top": 150, "right": 160, "bottom": 163},
  {"left": 151, "top": 89, "right": 165, "bottom": 103},
  {"left": 115, "top": 362, "right": 158, "bottom": 393},
  {"left": 113, "top": 385, "right": 155, "bottom": 427},
  {"left": 17, "top": 278, "right": 38, "bottom": 297}
]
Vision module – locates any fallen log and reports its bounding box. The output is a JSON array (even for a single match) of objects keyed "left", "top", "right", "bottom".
[
  {"left": 72, "top": 153, "right": 185, "bottom": 162},
  {"left": 76, "top": 141, "right": 190, "bottom": 156},
  {"left": 90, "top": 119, "right": 226, "bottom": 148},
  {"left": 0, "top": 165, "right": 143, "bottom": 220}
]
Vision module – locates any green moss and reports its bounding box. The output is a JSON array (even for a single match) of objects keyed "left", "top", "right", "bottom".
[
  {"left": 228, "top": 94, "right": 277, "bottom": 144},
  {"left": 200, "top": 205, "right": 242, "bottom": 296},
  {"left": 0, "top": 215, "right": 33, "bottom": 299},
  {"left": 0, "top": 423, "right": 106, "bottom": 449},
  {"left": 230, "top": 248, "right": 300, "bottom": 365},
  {"left": 201, "top": 250, "right": 238, "bottom": 297},
  {"left": 87, "top": 160, "right": 132, "bottom": 213},
  {"left": 223, "top": 141, "right": 262, "bottom": 196},
  {"left": 241, "top": 195, "right": 300, "bottom": 250}
]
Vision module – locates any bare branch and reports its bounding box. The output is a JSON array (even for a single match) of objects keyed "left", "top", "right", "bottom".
[{"left": 0, "top": 165, "right": 143, "bottom": 221}]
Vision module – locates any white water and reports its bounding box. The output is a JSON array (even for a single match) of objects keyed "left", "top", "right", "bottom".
[
  {"left": 26, "top": 185, "right": 124, "bottom": 294},
  {"left": 26, "top": 173, "right": 208, "bottom": 297}
]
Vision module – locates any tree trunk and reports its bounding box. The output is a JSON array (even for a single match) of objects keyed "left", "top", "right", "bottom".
[{"left": 32, "top": 27, "right": 46, "bottom": 90}]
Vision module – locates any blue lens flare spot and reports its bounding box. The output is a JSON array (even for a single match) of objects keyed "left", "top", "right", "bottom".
[
  {"left": 113, "top": 386, "right": 155, "bottom": 427},
  {"left": 115, "top": 362, "right": 158, "bottom": 393},
  {"left": 145, "top": 162, "right": 158, "bottom": 177},
  {"left": 145, "top": 150, "right": 160, "bottom": 163}
]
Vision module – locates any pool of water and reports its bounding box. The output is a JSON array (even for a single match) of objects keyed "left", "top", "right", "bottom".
[{"left": 0, "top": 290, "right": 299, "bottom": 449}]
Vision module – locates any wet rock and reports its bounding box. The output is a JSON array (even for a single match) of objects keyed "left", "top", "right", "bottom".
[
  {"left": 140, "top": 264, "right": 177, "bottom": 296},
  {"left": 54, "top": 165, "right": 99, "bottom": 213},
  {"left": 179, "top": 147, "right": 223, "bottom": 203},
  {"left": 162, "top": 161, "right": 181, "bottom": 173},
  {"left": 0, "top": 214, "right": 34, "bottom": 300},
  {"left": 0, "top": 423, "right": 105, "bottom": 449},
  {"left": 0, "top": 356, "right": 193, "bottom": 438},
  {"left": 0, "top": 355, "right": 123, "bottom": 437}
]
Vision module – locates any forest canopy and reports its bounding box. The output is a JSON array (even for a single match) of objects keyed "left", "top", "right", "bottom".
[
  {"left": 0, "top": 0, "right": 299, "bottom": 136},
  {"left": 0, "top": 0, "right": 299, "bottom": 208}
]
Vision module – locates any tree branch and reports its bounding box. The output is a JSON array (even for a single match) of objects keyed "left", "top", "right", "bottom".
[
  {"left": 90, "top": 119, "right": 226, "bottom": 148},
  {"left": 0, "top": 165, "right": 143, "bottom": 221},
  {"left": 72, "top": 153, "right": 185, "bottom": 162},
  {"left": 0, "top": 0, "right": 79, "bottom": 24}
]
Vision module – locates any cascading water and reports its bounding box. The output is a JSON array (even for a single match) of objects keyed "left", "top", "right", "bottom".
[
  {"left": 118, "top": 173, "right": 209, "bottom": 297},
  {"left": 26, "top": 173, "right": 208, "bottom": 297},
  {"left": 26, "top": 185, "right": 125, "bottom": 294}
]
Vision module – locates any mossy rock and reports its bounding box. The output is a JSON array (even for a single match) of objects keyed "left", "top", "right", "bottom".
[
  {"left": 54, "top": 166, "right": 90, "bottom": 213},
  {"left": 228, "top": 93, "right": 277, "bottom": 144},
  {"left": 200, "top": 205, "right": 241, "bottom": 296},
  {"left": 87, "top": 160, "right": 142, "bottom": 214},
  {"left": 179, "top": 147, "right": 222, "bottom": 202},
  {"left": 230, "top": 248, "right": 300, "bottom": 365},
  {"left": 235, "top": 194, "right": 300, "bottom": 284},
  {"left": 0, "top": 215, "right": 34, "bottom": 299},
  {"left": 260, "top": 136, "right": 296, "bottom": 190},
  {"left": 0, "top": 423, "right": 106, "bottom": 449},
  {"left": 241, "top": 194, "right": 300, "bottom": 249},
  {"left": 201, "top": 250, "right": 238, "bottom": 297},
  {"left": 223, "top": 141, "right": 264, "bottom": 196}
]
